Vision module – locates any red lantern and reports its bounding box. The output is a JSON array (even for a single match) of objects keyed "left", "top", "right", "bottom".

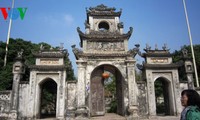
[{"left": 102, "top": 72, "right": 109, "bottom": 79}]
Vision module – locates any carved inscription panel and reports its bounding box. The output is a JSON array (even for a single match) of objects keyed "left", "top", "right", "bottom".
[
  {"left": 40, "top": 59, "right": 59, "bottom": 65},
  {"left": 87, "top": 41, "right": 125, "bottom": 51},
  {"left": 151, "top": 58, "right": 168, "bottom": 63}
]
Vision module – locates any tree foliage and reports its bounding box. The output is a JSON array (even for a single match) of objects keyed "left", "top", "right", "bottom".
[
  {"left": 172, "top": 44, "right": 200, "bottom": 83},
  {"left": 0, "top": 38, "right": 75, "bottom": 90}
]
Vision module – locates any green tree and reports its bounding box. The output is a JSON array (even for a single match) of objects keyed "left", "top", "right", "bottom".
[
  {"left": 135, "top": 70, "right": 142, "bottom": 81},
  {"left": 0, "top": 38, "right": 75, "bottom": 90},
  {"left": 172, "top": 44, "right": 200, "bottom": 84},
  {"left": 104, "top": 74, "right": 117, "bottom": 113}
]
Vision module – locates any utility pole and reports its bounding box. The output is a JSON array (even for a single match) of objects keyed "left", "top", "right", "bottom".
[
  {"left": 182, "top": 0, "right": 199, "bottom": 87},
  {"left": 4, "top": 0, "right": 15, "bottom": 66}
]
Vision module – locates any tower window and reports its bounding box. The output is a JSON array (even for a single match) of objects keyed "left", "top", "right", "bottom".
[{"left": 98, "top": 22, "right": 109, "bottom": 31}]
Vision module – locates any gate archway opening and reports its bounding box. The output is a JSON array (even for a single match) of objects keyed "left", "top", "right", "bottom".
[
  {"left": 39, "top": 78, "right": 57, "bottom": 119},
  {"left": 90, "top": 64, "right": 125, "bottom": 116},
  {"left": 154, "top": 77, "right": 173, "bottom": 116}
]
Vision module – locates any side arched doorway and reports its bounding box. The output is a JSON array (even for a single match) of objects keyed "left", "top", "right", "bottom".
[
  {"left": 39, "top": 78, "right": 57, "bottom": 119},
  {"left": 90, "top": 65, "right": 125, "bottom": 116},
  {"left": 154, "top": 77, "right": 174, "bottom": 116}
]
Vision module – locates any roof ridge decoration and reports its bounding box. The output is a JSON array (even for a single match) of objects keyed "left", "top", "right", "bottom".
[
  {"left": 128, "top": 44, "right": 140, "bottom": 58},
  {"left": 89, "top": 4, "right": 116, "bottom": 11},
  {"left": 86, "top": 4, "right": 122, "bottom": 17},
  {"left": 33, "top": 49, "right": 69, "bottom": 58},
  {"left": 15, "top": 49, "right": 24, "bottom": 61},
  {"left": 143, "top": 44, "right": 170, "bottom": 53},
  {"left": 71, "top": 45, "right": 83, "bottom": 59}
]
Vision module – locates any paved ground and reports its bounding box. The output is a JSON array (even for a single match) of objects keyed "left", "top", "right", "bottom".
[
  {"left": 91, "top": 113, "right": 126, "bottom": 120},
  {"left": 91, "top": 113, "right": 180, "bottom": 120},
  {"left": 37, "top": 113, "right": 180, "bottom": 120}
]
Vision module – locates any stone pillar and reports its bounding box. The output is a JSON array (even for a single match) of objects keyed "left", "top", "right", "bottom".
[
  {"left": 11, "top": 56, "right": 25, "bottom": 119},
  {"left": 146, "top": 72, "right": 156, "bottom": 116},
  {"left": 184, "top": 60, "right": 194, "bottom": 89},
  {"left": 57, "top": 71, "right": 66, "bottom": 119},
  {"left": 182, "top": 49, "right": 194, "bottom": 89},
  {"left": 126, "top": 59, "right": 139, "bottom": 119},
  {"left": 172, "top": 71, "right": 182, "bottom": 115},
  {"left": 75, "top": 60, "right": 88, "bottom": 119}
]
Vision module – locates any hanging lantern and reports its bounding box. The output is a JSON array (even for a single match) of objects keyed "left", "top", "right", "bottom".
[{"left": 102, "top": 72, "right": 110, "bottom": 79}]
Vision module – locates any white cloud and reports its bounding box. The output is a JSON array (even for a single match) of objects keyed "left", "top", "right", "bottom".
[
  {"left": 39, "top": 13, "right": 74, "bottom": 27},
  {"left": 63, "top": 14, "right": 74, "bottom": 26}
]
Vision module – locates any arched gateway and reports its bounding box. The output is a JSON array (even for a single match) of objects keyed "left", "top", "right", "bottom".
[
  {"left": 28, "top": 50, "right": 67, "bottom": 119},
  {"left": 138, "top": 46, "right": 183, "bottom": 117},
  {"left": 90, "top": 65, "right": 125, "bottom": 116},
  {"left": 72, "top": 4, "right": 140, "bottom": 119}
]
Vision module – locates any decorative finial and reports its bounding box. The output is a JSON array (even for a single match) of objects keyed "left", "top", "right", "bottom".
[
  {"left": 182, "top": 48, "right": 188, "bottom": 58},
  {"left": 50, "top": 46, "right": 53, "bottom": 50},
  {"left": 71, "top": 44, "right": 76, "bottom": 49},
  {"left": 155, "top": 44, "right": 158, "bottom": 50},
  {"left": 17, "top": 49, "right": 24, "bottom": 58},
  {"left": 146, "top": 44, "right": 151, "bottom": 50},
  {"left": 60, "top": 43, "right": 64, "bottom": 50},
  {"left": 40, "top": 44, "right": 44, "bottom": 51},
  {"left": 162, "top": 43, "right": 167, "bottom": 50},
  {"left": 135, "top": 44, "right": 140, "bottom": 48}
]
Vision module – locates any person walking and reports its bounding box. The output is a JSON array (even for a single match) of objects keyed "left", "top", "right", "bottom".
[{"left": 180, "top": 89, "right": 200, "bottom": 120}]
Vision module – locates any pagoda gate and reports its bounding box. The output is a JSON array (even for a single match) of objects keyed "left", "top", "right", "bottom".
[{"left": 72, "top": 4, "right": 140, "bottom": 119}]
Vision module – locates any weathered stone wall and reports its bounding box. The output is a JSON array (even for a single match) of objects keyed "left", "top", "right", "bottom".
[
  {"left": 18, "top": 82, "right": 30, "bottom": 119},
  {"left": 137, "top": 81, "right": 148, "bottom": 118},
  {"left": 179, "top": 82, "right": 188, "bottom": 92},
  {"left": 0, "top": 91, "right": 12, "bottom": 118},
  {"left": 65, "top": 81, "right": 77, "bottom": 118},
  {"left": 66, "top": 81, "right": 77, "bottom": 109}
]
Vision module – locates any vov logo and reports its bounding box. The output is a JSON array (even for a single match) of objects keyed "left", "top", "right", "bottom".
[{"left": 0, "top": 8, "right": 27, "bottom": 20}]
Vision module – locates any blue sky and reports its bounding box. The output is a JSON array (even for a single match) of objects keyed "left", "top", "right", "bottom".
[{"left": 0, "top": 0, "right": 200, "bottom": 75}]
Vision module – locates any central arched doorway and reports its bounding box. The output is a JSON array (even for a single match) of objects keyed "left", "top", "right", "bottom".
[
  {"left": 90, "top": 65, "right": 124, "bottom": 116},
  {"left": 154, "top": 77, "right": 174, "bottom": 116},
  {"left": 39, "top": 78, "right": 57, "bottom": 119}
]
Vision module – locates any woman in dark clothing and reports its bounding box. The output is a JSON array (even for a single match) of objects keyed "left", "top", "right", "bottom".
[{"left": 180, "top": 89, "right": 200, "bottom": 120}]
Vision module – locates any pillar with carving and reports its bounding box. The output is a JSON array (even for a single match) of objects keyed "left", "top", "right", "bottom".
[
  {"left": 11, "top": 51, "right": 25, "bottom": 119},
  {"left": 184, "top": 60, "right": 194, "bottom": 89},
  {"left": 182, "top": 48, "right": 195, "bottom": 89},
  {"left": 126, "top": 59, "right": 139, "bottom": 119},
  {"left": 75, "top": 59, "right": 88, "bottom": 119}
]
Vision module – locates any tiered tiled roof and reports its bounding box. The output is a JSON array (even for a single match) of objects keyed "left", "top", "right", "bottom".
[
  {"left": 77, "top": 27, "right": 133, "bottom": 47},
  {"left": 78, "top": 27, "right": 132, "bottom": 39},
  {"left": 33, "top": 51, "right": 67, "bottom": 58},
  {"left": 86, "top": 4, "right": 122, "bottom": 17},
  {"left": 142, "top": 50, "right": 171, "bottom": 58}
]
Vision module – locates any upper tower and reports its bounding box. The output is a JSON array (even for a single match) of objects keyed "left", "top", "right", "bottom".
[
  {"left": 85, "top": 4, "right": 122, "bottom": 33},
  {"left": 75, "top": 4, "right": 133, "bottom": 58}
]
